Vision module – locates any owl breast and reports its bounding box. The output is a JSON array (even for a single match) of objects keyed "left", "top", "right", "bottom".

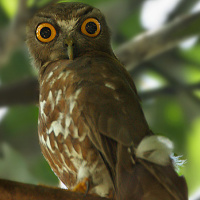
[{"left": 38, "top": 60, "right": 113, "bottom": 197}]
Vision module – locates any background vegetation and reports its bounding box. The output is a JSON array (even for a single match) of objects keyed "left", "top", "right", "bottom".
[{"left": 0, "top": 0, "right": 200, "bottom": 199}]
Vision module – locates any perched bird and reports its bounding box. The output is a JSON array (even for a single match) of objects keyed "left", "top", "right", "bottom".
[{"left": 26, "top": 2, "right": 188, "bottom": 199}]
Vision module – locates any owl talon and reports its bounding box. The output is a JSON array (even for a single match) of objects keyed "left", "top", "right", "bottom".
[
  {"left": 73, "top": 177, "right": 90, "bottom": 194},
  {"left": 84, "top": 179, "right": 90, "bottom": 196}
]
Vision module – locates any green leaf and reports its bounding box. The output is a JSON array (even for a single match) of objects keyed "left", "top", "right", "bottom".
[
  {"left": 30, "top": 156, "right": 59, "bottom": 186},
  {"left": 143, "top": 97, "right": 187, "bottom": 154},
  {"left": 183, "top": 66, "right": 200, "bottom": 84},
  {"left": 0, "top": 49, "right": 34, "bottom": 84},
  {"left": 0, "top": 143, "right": 37, "bottom": 183},
  {"left": 1, "top": 105, "right": 38, "bottom": 137},
  {"left": 184, "top": 118, "right": 200, "bottom": 194},
  {"left": 119, "top": 10, "right": 143, "bottom": 39},
  {"left": 180, "top": 45, "right": 200, "bottom": 63},
  {"left": 1, "top": 0, "right": 18, "bottom": 18}
]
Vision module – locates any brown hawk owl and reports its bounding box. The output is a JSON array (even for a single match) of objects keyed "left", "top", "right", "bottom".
[{"left": 26, "top": 2, "right": 188, "bottom": 200}]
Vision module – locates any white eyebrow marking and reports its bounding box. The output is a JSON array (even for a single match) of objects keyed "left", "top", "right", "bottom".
[{"left": 57, "top": 18, "right": 78, "bottom": 32}]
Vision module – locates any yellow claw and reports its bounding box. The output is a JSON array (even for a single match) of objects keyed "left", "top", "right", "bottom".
[{"left": 72, "top": 177, "right": 90, "bottom": 194}]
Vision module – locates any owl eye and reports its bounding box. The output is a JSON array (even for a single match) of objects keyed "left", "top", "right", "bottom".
[
  {"left": 81, "top": 18, "right": 101, "bottom": 37},
  {"left": 36, "top": 23, "right": 57, "bottom": 43}
]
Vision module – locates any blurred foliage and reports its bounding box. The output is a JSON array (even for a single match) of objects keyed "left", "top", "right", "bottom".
[
  {"left": 119, "top": 10, "right": 142, "bottom": 39},
  {"left": 1, "top": 0, "right": 18, "bottom": 18},
  {"left": 0, "top": 0, "right": 200, "bottom": 198}
]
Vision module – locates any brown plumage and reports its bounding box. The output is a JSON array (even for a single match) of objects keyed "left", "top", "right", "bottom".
[{"left": 26, "top": 2, "right": 188, "bottom": 199}]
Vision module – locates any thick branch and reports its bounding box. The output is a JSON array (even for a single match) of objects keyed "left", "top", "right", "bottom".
[
  {"left": 0, "top": 179, "right": 109, "bottom": 200},
  {"left": 115, "top": 11, "right": 200, "bottom": 70},
  {"left": 0, "top": 78, "right": 39, "bottom": 106},
  {"left": 0, "top": 78, "right": 199, "bottom": 107}
]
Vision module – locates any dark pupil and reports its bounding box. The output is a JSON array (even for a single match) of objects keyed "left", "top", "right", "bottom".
[
  {"left": 40, "top": 27, "right": 51, "bottom": 39},
  {"left": 85, "top": 22, "right": 97, "bottom": 34}
]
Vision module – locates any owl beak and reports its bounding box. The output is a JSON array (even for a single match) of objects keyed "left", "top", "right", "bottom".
[{"left": 66, "top": 39, "right": 74, "bottom": 60}]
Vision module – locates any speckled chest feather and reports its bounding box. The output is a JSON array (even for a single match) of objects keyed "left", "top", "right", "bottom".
[{"left": 38, "top": 59, "right": 113, "bottom": 196}]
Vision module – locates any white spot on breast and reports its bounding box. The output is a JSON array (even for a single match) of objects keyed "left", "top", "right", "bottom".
[
  {"left": 77, "top": 161, "right": 90, "bottom": 181},
  {"left": 53, "top": 66, "right": 59, "bottom": 71},
  {"left": 57, "top": 72, "right": 64, "bottom": 80},
  {"left": 48, "top": 113, "right": 65, "bottom": 137},
  {"left": 73, "top": 125, "right": 79, "bottom": 138},
  {"left": 46, "top": 135, "right": 53, "bottom": 151},
  {"left": 79, "top": 132, "right": 87, "bottom": 142},
  {"left": 50, "top": 78, "right": 56, "bottom": 87},
  {"left": 68, "top": 88, "right": 82, "bottom": 114},
  {"left": 49, "top": 121, "right": 64, "bottom": 136},
  {"left": 39, "top": 135, "right": 46, "bottom": 145},
  {"left": 105, "top": 82, "right": 116, "bottom": 90},
  {"left": 57, "top": 70, "right": 72, "bottom": 81},
  {"left": 69, "top": 100, "right": 76, "bottom": 114},
  {"left": 56, "top": 89, "right": 62, "bottom": 105},
  {"left": 47, "top": 72, "right": 53, "bottom": 81},
  {"left": 40, "top": 100, "right": 47, "bottom": 119},
  {"left": 65, "top": 114, "right": 71, "bottom": 127},
  {"left": 64, "top": 71, "right": 71, "bottom": 80},
  {"left": 74, "top": 88, "right": 82, "bottom": 99},
  {"left": 62, "top": 115, "right": 71, "bottom": 139},
  {"left": 64, "top": 144, "right": 81, "bottom": 159},
  {"left": 48, "top": 91, "right": 55, "bottom": 111}
]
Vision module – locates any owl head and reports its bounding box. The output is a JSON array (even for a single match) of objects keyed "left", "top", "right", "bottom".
[{"left": 26, "top": 2, "right": 113, "bottom": 70}]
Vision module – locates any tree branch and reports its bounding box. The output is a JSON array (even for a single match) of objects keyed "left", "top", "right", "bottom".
[
  {"left": 0, "top": 78, "right": 39, "bottom": 106},
  {"left": 115, "top": 11, "right": 200, "bottom": 70},
  {"left": 0, "top": 179, "right": 110, "bottom": 200},
  {"left": 167, "top": 0, "right": 199, "bottom": 21},
  {"left": 139, "top": 82, "right": 200, "bottom": 100},
  {"left": 0, "top": 78, "right": 199, "bottom": 107}
]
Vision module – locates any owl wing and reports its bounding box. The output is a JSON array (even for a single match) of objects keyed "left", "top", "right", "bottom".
[
  {"left": 73, "top": 54, "right": 151, "bottom": 172},
  {"left": 75, "top": 55, "right": 188, "bottom": 199},
  {"left": 76, "top": 55, "right": 151, "bottom": 149}
]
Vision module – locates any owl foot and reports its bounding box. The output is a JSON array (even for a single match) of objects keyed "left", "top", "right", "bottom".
[
  {"left": 73, "top": 177, "right": 90, "bottom": 195},
  {"left": 108, "top": 189, "right": 115, "bottom": 199}
]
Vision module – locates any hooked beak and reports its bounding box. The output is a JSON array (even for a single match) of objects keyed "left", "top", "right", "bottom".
[{"left": 65, "top": 39, "right": 74, "bottom": 60}]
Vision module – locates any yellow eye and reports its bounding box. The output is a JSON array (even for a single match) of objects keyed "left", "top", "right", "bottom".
[
  {"left": 81, "top": 18, "right": 101, "bottom": 37},
  {"left": 36, "top": 23, "right": 57, "bottom": 43}
]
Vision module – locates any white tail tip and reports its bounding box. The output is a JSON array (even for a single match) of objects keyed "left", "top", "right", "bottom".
[{"left": 136, "top": 135, "right": 174, "bottom": 166}]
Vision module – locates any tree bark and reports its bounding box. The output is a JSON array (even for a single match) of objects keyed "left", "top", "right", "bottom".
[{"left": 0, "top": 179, "right": 110, "bottom": 200}]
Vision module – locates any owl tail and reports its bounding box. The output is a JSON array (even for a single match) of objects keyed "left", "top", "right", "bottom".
[{"left": 116, "top": 136, "right": 188, "bottom": 200}]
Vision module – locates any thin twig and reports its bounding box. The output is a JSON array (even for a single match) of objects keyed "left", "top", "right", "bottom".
[
  {"left": 139, "top": 82, "right": 200, "bottom": 100},
  {"left": 167, "top": 0, "right": 199, "bottom": 21}
]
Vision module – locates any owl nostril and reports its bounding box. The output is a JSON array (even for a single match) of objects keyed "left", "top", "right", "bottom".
[{"left": 65, "top": 42, "right": 74, "bottom": 48}]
